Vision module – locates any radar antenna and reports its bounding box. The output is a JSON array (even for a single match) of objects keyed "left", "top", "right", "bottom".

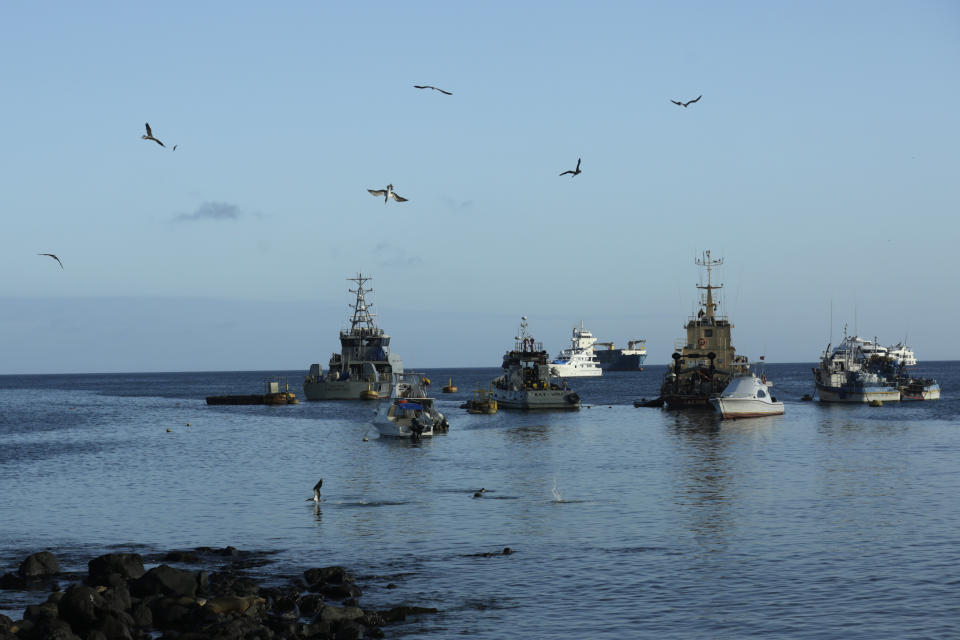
[
  {"left": 696, "top": 250, "right": 724, "bottom": 320},
  {"left": 347, "top": 273, "right": 378, "bottom": 332}
]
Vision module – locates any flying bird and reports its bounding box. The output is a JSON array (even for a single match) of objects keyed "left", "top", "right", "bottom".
[
  {"left": 172, "top": 145, "right": 178, "bottom": 151},
  {"left": 38, "top": 253, "right": 63, "bottom": 269},
  {"left": 559, "top": 158, "right": 582, "bottom": 177},
  {"left": 670, "top": 95, "right": 702, "bottom": 108},
  {"left": 307, "top": 479, "right": 323, "bottom": 503},
  {"left": 368, "top": 184, "right": 408, "bottom": 203},
  {"left": 141, "top": 122, "right": 165, "bottom": 147},
  {"left": 414, "top": 85, "right": 452, "bottom": 95}
]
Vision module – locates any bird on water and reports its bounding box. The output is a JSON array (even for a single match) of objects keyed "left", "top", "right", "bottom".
[
  {"left": 559, "top": 158, "right": 582, "bottom": 177},
  {"left": 142, "top": 122, "right": 165, "bottom": 147},
  {"left": 368, "top": 184, "right": 408, "bottom": 203},
  {"left": 413, "top": 85, "right": 452, "bottom": 95},
  {"left": 307, "top": 479, "right": 323, "bottom": 503},
  {"left": 670, "top": 95, "right": 702, "bottom": 108},
  {"left": 38, "top": 253, "right": 63, "bottom": 269}
]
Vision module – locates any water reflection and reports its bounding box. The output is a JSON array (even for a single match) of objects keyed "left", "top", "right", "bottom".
[{"left": 665, "top": 411, "right": 733, "bottom": 551}]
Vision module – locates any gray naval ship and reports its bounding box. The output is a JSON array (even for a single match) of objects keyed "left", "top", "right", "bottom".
[
  {"left": 490, "top": 317, "right": 580, "bottom": 410},
  {"left": 303, "top": 273, "right": 403, "bottom": 401}
]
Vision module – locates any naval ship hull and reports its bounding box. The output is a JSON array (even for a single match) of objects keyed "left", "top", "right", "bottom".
[
  {"left": 303, "top": 379, "right": 391, "bottom": 401},
  {"left": 491, "top": 388, "right": 580, "bottom": 410}
]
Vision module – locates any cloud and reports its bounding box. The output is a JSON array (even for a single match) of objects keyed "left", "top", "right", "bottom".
[
  {"left": 441, "top": 196, "right": 473, "bottom": 213},
  {"left": 173, "top": 201, "right": 242, "bottom": 223},
  {"left": 374, "top": 241, "right": 423, "bottom": 268}
]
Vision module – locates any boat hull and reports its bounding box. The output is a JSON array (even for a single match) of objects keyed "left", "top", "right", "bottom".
[
  {"left": 303, "top": 379, "right": 390, "bottom": 401},
  {"left": 900, "top": 383, "right": 941, "bottom": 401},
  {"left": 595, "top": 351, "right": 647, "bottom": 371},
  {"left": 815, "top": 383, "right": 900, "bottom": 403},
  {"left": 711, "top": 397, "right": 784, "bottom": 419},
  {"left": 491, "top": 389, "right": 580, "bottom": 410},
  {"left": 549, "top": 363, "right": 602, "bottom": 377}
]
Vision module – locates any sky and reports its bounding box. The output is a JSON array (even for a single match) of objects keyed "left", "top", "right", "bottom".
[{"left": 1, "top": 2, "right": 958, "bottom": 374}]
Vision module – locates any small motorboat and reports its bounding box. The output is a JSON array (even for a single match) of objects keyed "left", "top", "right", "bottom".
[
  {"left": 442, "top": 378, "right": 458, "bottom": 393},
  {"left": 374, "top": 372, "right": 449, "bottom": 439},
  {"left": 462, "top": 388, "right": 498, "bottom": 414},
  {"left": 710, "top": 374, "right": 784, "bottom": 419}
]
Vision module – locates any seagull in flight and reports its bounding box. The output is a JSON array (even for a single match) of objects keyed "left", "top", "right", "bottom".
[
  {"left": 670, "top": 95, "right": 702, "bottom": 108},
  {"left": 141, "top": 122, "right": 166, "bottom": 147},
  {"left": 307, "top": 479, "right": 323, "bottom": 503},
  {"left": 38, "top": 253, "right": 64, "bottom": 269},
  {"left": 559, "top": 158, "right": 582, "bottom": 177},
  {"left": 368, "top": 184, "right": 408, "bottom": 203},
  {"left": 414, "top": 85, "right": 452, "bottom": 95}
]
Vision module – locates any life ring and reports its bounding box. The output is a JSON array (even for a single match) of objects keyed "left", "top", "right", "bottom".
[{"left": 697, "top": 338, "right": 707, "bottom": 348}]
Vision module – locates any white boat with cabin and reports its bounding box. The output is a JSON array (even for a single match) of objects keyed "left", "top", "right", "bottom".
[
  {"left": 710, "top": 374, "right": 784, "bottom": 419},
  {"left": 549, "top": 322, "right": 602, "bottom": 377}
]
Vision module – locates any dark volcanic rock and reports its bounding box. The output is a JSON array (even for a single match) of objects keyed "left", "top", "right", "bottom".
[
  {"left": 131, "top": 565, "right": 199, "bottom": 598},
  {"left": 88, "top": 554, "right": 145, "bottom": 583},
  {"left": 378, "top": 605, "right": 439, "bottom": 623},
  {"left": 319, "top": 583, "right": 362, "bottom": 601},
  {"left": 304, "top": 566, "right": 354, "bottom": 589},
  {"left": 19, "top": 616, "right": 81, "bottom": 640},
  {"left": 19, "top": 551, "right": 60, "bottom": 578},
  {"left": 298, "top": 593, "right": 325, "bottom": 617},
  {"left": 58, "top": 584, "right": 107, "bottom": 634},
  {"left": 162, "top": 551, "right": 201, "bottom": 564},
  {"left": 0, "top": 572, "right": 25, "bottom": 589}
]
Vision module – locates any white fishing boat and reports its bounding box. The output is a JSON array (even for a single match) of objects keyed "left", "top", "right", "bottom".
[
  {"left": 373, "top": 372, "right": 449, "bottom": 439},
  {"left": 710, "top": 374, "right": 784, "bottom": 419},
  {"left": 549, "top": 322, "right": 602, "bottom": 377}
]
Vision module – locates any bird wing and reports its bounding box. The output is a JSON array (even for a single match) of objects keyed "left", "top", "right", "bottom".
[
  {"left": 687, "top": 95, "right": 702, "bottom": 105},
  {"left": 145, "top": 122, "right": 153, "bottom": 136},
  {"left": 575, "top": 158, "right": 581, "bottom": 170},
  {"left": 436, "top": 88, "right": 452, "bottom": 95},
  {"left": 389, "top": 192, "right": 408, "bottom": 202},
  {"left": 313, "top": 479, "right": 323, "bottom": 492},
  {"left": 559, "top": 170, "right": 573, "bottom": 176},
  {"left": 152, "top": 137, "right": 165, "bottom": 147},
  {"left": 670, "top": 100, "right": 682, "bottom": 106},
  {"left": 38, "top": 253, "right": 63, "bottom": 268},
  {"left": 413, "top": 85, "right": 429, "bottom": 89},
  {"left": 368, "top": 189, "right": 386, "bottom": 197}
]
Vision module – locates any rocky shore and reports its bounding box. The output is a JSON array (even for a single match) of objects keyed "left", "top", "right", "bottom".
[{"left": 0, "top": 547, "right": 437, "bottom": 639}]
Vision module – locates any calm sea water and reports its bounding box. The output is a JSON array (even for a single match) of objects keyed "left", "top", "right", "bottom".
[{"left": 1, "top": 363, "right": 958, "bottom": 638}]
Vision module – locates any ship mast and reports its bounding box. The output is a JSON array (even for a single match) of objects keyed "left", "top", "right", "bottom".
[
  {"left": 696, "top": 250, "right": 723, "bottom": 321},
  {"left": 347, "top": 273, "right": 378, "bottom": 332}
]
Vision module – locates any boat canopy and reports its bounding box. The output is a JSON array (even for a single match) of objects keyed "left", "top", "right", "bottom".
[{"left": 395, "top": 401, "right": 424, "bottom": 410}]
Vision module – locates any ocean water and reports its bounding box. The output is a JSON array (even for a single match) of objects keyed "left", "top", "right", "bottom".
[{"left": 1, "top": 362, "right": 958, "bottom": 638}]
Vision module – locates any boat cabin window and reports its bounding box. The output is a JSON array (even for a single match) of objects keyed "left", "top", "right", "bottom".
[
  {"left": 704, "top": 330, "right": 713, "bottom": 337},
  {"left": 757, "top": 389, "right": 766, "bottom": 399}
]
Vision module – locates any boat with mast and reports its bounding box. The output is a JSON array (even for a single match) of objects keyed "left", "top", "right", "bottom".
[
  {"left": 491, "top": 317, "right": 581, "bottom": 410},
  {"left": 303, "top": 273, "right": 403, "bottom": 401},
  {"left": 660, "top": 251, "right": 750, "bottom": 408}
]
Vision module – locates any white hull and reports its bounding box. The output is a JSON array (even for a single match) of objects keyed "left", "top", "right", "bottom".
[
  {"left": 549, "top": 363, "right": 602, "bottom": 377},
  {"left": 712, "top": 397, "right": 784, "bottom": 418}
]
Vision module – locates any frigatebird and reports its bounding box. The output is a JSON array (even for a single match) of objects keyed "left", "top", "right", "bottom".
[
  {"left": 670, "top": 95, "right": 702, "bottom": 108},
  {"left": 368, "top": 184, "right": 408, "bottom": 203},
  {"left": 142, "top": 122, "right": 166, "bottom": 147},
  {"left": 559, "top": 158, "right": 582, "bottom": 177},
  {"left": 414, "top": 85, "right": 452, "bottom": 95}
]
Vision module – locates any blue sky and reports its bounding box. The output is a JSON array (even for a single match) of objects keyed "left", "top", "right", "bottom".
[{"left": 1, "top": 2, "right": 957, "bottom": 373}]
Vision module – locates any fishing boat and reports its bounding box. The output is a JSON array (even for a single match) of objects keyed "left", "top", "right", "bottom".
[
  {"left": 812, "top": 331, "right": 900, "bottom": 403},
  {"left": 206, "top": 378, "right": 299, "bottom": 405},
  {"left": 660, "top": 251, "right": 750, "bottom": 408},
  {"left": 442, "top": 378, "right": 458, "bottom": 393},
  {"left": 710, "top": 374, "right": 784, "bottom": 419},
  {"left": 490, "top": 317, "right": 580, "bottom": 410},
  {"left": 303, "top": 273, "right": 404, "bottom": 401},
  {"left": 860, "top": 339, "right": 940, "bottom": 400},
  {"left": 549, "top": 322, "right": 602, "bottom": 377},
  {"left": 373, "top": 372, "right": 449, "bottom": 439}
]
